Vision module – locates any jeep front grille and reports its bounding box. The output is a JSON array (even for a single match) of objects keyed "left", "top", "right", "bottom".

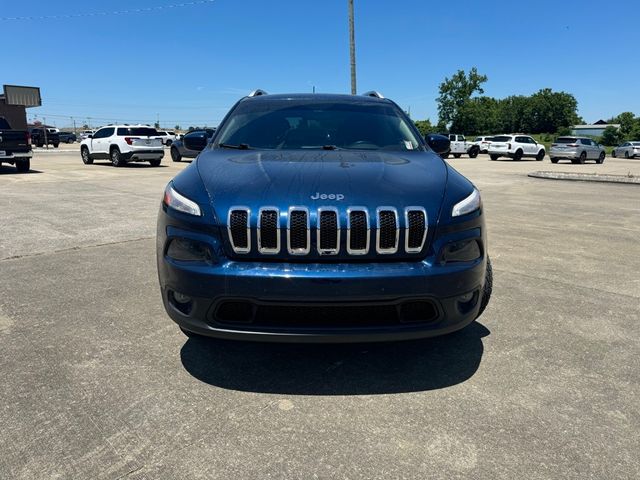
[
  {"left": 405, "top": 207, "right": 427, "bottom": 253},
  {"left": 227, "top": 206, "right": 428, "bottom": 256},
  {"left": 376, "top": 207, "right": 399, "bottom": 254},
  {"left": 317, "top": 207, "right": 340, "bottom": 255},
  {"left": 228, "top": 207, "right": 250, "bottom": 253},
  {"left": 287, "top": 207, "right": 310, "bottom": 255},
  {"left": 257, "top": 207, "right": 279, "bottom": 254},
  {"left": 347, "top": 208, "right": 369, "bottom": 254}
]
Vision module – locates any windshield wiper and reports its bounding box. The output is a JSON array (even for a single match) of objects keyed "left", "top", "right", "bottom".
[{"left": 219, "top": 143, "right": 251, "bottom": 150}]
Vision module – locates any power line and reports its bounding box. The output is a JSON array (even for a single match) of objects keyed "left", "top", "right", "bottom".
[{"left": 0, "top": 0, "right": 215, "bottom": 22}]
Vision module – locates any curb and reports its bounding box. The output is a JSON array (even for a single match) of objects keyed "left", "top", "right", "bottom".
[{"left": 528, "top": 171, "right": 640, "bottom": 185}]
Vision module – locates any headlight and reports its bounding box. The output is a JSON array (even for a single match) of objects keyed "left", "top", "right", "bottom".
[
  {"left": 452, "top": 188, "right": 481, "bottom": 217},
  {"left": 163, "top": 183, "right": 201, "bottom": 216}
]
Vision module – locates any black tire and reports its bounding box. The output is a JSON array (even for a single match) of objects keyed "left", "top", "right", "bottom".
[
  {"left": 36, "top": 142, "right": 44, "bottom": 148},
  {"left": 166, "top": 140, "right": 172, "bottom": 147},
  {"left": 441, "top": 152, "right": 450, "bottom": 159},
  {"left": 453, "top": 153, "right": 462, "bottom": 158},
  {"left": 513, "top": 149, "right": 523, "bottom": 161},
  {"left": 110, "top": 147, "right": 125, "bottom": 167},
  {"left": 15, "top": 159, "right": 30, "bottom": 173},
  {"left": 170, "top": 147, "right": 182, "bottom": 162},
  {"left": 612, "top": 150, "right": 616, "bottom": 158},
  {"left": 81, "top": 146, "right": 93, "bottom": 164},
  {"left": 550, "top": 157, "right": 559, "bottom": 164},
  {"left": 597, "top": 152, "right": 605, "bottom": 164},
  {"left": 468, "top": 147, "right": 479, "bottom": 158},
  {"left": 476, "top": 257, "right": 493, "bottom": 319},
  {"left": 149, "top": 158, "right": 162, "bottom": 167},
  {"left": 53, "top": 143, "right": 59, "bottom": 148},
  {"left": 624, "top": 151, "right": 629, "bottom": 159},
  {"left": 536, "top": 149, "right": 545, "bottom": 161},
  {"left": 67, "top": 138, "right": 74, "bottom": 144},
  {"left": 579, "top": 151, "right": 586, "bottom": 164},
  {"left": 490, "top": 154, "right": 499, "bottom": 161}
]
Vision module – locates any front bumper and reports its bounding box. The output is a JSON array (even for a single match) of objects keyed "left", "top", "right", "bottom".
[{"left": 157, "top": 213, "right": 487, "bottom": 343}]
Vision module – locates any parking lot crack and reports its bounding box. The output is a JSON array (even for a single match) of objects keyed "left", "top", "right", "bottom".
[{"left": 0, "top": 237, "right": 154, "bottom": 262}]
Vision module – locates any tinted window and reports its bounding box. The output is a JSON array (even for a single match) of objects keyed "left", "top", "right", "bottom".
[
  {"left": 493, "top": 136, "right": 511, "bottom": 142},
  {"left": 580, "top": 139, "right": 591, "bottom": 145},
  {"left": 632, "top": 142, "right": 640, "bottom": 146},
  {"left": 216, "top": 99, "right": 422, "bottom": 151},
  {"left": 92, "top": 128, "right": 107, "bottom": 139},
  {"left": 515, "top": 136, "right": 527, "bottom": 143},
  {"left": 0, "top": 117, "right": 11, "bottom": 129},
  {"left": 474, "top": 137, "right": 482, "bottom": 142},
  {"left": 555, "top": 137, "right": 577, "bottom": 144},
  {"left": 116, "top": 127, "right": 158, "bottom": 136}
]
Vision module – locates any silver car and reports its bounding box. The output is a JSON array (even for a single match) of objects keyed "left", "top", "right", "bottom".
[
  {"left": 549, "top": 137, "right": 605, "bottom": 164},
  {"left": 612, "top": 141, "right": 640, "bottom": 159}
]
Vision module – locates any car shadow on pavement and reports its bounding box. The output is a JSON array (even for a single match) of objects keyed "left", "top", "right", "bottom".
[
  {"left": 0, "top": 166, "right": 43, "bottom": 174},
  {"left": 180, "top": 322, "right": 489, "bottom": 395},
  {"left": 90, "top": 162, "right": 169, "bottom": 168}
]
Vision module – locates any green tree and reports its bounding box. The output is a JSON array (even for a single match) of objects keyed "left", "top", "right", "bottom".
[
  {"left": 450, "top": 96, "right": 500, "bottom": 135},
  {"left": 414, "top": 119, "right": 434, "bottom": 137},
  {"left": 174, "top": 124, "right": 181, "bottom": 131},
  {"left": 613, "top": 112, "right": 635, "bottom": 138},
  {"left": 154, "top": 122, "right": 160, "bottom": 129},
  {"left": 437, "top": 67, "right": 488, "bottom": 127},
  {"left": 528, "top": 88, "right": 579, "bottom": 133},
  {"left": 599, "top": 126, "right": 621, "bottom": 146}
]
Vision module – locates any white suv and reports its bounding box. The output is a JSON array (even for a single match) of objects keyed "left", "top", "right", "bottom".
[
  {"left": 488, "top": 134, "right": 545, "bottom": 161},
  {"left": 80, "top": 125, "right": 164, "bottom": 167},
  {"left": 156, "top": 131, "right": 176, "bottom": 146}
]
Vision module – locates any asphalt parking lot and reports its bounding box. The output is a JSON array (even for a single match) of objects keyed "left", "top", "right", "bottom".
[{"left": 1, "top": 147, "right": 639, "bottom": 479}]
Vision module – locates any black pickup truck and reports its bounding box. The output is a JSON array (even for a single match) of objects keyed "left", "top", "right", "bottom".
[
  {"left": 29, "top": 127, "right": 60, "bottom": 148},
  {"left": 0, "top": 116, "right": 32, "bottom": 172}
]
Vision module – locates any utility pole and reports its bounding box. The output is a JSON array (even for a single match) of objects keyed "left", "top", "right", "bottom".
[{"left": 348, "top": 0, "right": 357, "bottom": 95}]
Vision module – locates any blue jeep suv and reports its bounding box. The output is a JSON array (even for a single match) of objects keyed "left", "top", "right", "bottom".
[{"left": 157, "top": 91, "right": 492, "bottom": 342}]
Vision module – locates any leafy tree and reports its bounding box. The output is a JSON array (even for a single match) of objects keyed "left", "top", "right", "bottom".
[
  {"left": 154, "top": 121, "right": 160, "bottom": 129},
  {"left": 613, "top": 112, "right": 635, "bottom": 138},
  {"left": 528, "top": 88, "right": 579, "bottom": 133},
  {"left": 414, "top": 119, "right": 434, "bottom": 137},
  {"left": 599, "top": 126, "right": 621, "bottom": 146},
  {"left": 174, "top": 125, "right": 181, "bottom": 131},
  {"left": 450, "top": 96, "right": 501, "bottom": 135},
  {"left": 437, "top": 67, "right": 488, "bottom": 127},
  {"left": 82, "top": 123, "right": 89, "bottom": 129}
]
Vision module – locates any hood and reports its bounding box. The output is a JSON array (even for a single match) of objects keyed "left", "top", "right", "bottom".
[{"left": 197, "top": 149, "right": 447, "bottom": 221}]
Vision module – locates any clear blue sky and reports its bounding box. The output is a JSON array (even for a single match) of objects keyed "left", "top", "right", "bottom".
[{"left": 1, "top": 0, "right": 637, "bottom": 129}]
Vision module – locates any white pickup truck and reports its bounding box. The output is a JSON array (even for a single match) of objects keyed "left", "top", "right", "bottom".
[{"left": 441, "top": 134, "right": 480, "bottom": 158}]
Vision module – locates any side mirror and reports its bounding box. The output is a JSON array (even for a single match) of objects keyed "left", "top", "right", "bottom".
[
  {"left": 426, "top": 134, "right": 450, "bottom": 155},
  {"left": 184, "top": 132, "right": 208, "bottom": 152}
]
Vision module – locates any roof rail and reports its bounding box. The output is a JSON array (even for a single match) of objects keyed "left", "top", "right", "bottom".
[
  {"left": 248, "top": 89, "right": 268, "bottom": 97},
  {"left": 362, "top": 91, "right": 384, "bottom": 99}
]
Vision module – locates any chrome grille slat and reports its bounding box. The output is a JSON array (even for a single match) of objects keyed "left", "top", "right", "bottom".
[
  {"left": 347, "top": 207, "right": 370, "bottom": 255},
  {"left": 228, "top": 207, "right": 251, "bottom": 254},
  {"left": 257, "top": 207, "right": 280, "bottom": 254},
  {"left": 405, "top": 207, "right": 427, "bottom": 253},
  {"left": 376, "top": 207, "right": 399, "bottom": 254},
  {"left": 317, "top": 207, "right": 340, "bottom": 255},
  {"left": 287, "top": 207, "right": 310, "bottom": 255}
]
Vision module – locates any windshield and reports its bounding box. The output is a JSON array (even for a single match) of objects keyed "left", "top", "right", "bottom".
[
  {"left": 215, "top": 99, "right": 422, "bottom": 151},
  {"left": 555, "top": 137, "right": 577, "bottom": 144}
]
